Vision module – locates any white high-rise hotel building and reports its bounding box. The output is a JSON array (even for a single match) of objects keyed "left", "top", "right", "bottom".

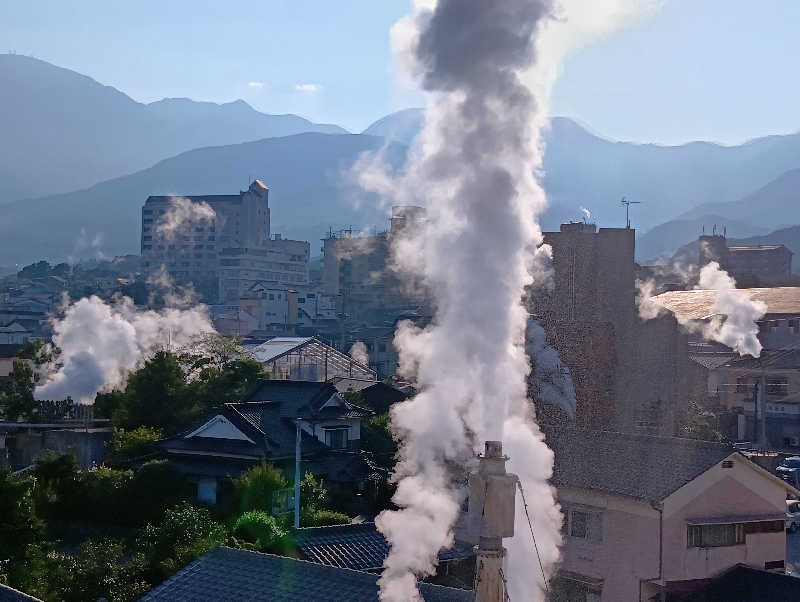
[{"left": 141, "top": 180, "right": 309, "bottom": 303}]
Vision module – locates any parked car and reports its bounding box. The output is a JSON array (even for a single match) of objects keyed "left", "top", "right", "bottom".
[
  {"left": 787, "top": 500, "right": 800, "bottom": 533},
  {"left": 776, "top": 456, "right": 800, "bottom": 487}
]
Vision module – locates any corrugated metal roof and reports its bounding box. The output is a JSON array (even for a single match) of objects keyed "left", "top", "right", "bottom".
[
  {"left": 247, "top": 337, "right": 314, "bottom": 362},
  {"left": 653, "top": 287, "right": 800, "bottom": 321}
]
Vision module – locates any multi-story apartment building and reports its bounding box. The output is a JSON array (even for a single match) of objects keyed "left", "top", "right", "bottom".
[{"left": 141, "top": 180, "right": 308, "bottom": 302}]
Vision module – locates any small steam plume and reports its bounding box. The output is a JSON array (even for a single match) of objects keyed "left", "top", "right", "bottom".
[
  {"left": 636, "top": 277, "right": 665, "bottom": 321},
  {"left": 358, "top": 1, "right": 660, "bottom": 600},
  {"left": 349, "top": 341, "right": 370, "bottom": 366},
  {"left": 526, "top": 319, "right": 576, "bottom": 417},
  {"left": 580, "top": 206, "right": 591, "bottom": 222},
  {"left": 34, "top": 295, "right": 214, "bottom": 403},
  {"left": 156, "top": 196, "right": 216, "bottom": 239},
  {"left": 147, "top": 265, "right": 202, "bottom": 307},
  {"left": 695, "top": 262, "right": 766, "bottom": 357}
]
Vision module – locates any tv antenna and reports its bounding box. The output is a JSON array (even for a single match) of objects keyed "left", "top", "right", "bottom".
[{"left": 621, "top": 197, "right": 641, "bottom": 229}]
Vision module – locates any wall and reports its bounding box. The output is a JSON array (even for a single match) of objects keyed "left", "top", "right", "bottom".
[
  {"left": 661, "top": 454, "right": 787, "bottom": 583},
  {"left": 555, "top": 486, "right": 660, "bottom": 602},
  {"left": 8, "top": 428, "right": 112, "bottom": 470}
]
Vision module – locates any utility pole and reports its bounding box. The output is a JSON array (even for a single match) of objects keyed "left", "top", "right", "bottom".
[
  {"left": 294, "top": 419, "right": 302, "bottom": 528},
  {"left": 471, "top": 441, "right": 518, "bottom": 602},
  {"left": 621, "top": 197, "right": 641, "bottom": 229}
]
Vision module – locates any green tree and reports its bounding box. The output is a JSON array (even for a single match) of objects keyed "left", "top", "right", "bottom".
[
  {"left": 1, "top": 359, "right": 36, "bottom": 421},
  {"left": 112, "top": 351, "right": 199, "bottom": 434},
  {"left": 107, "top": 426, "right": 163, "bottom": 465},
  {"left": 0, "top": 470, "right": 44, "bottom": 586},
  {"left": 128, "top": 461, "right": 192, "bottom": 525},
  {"left": 680, "top": 400, "right": 726, "bottom": 442},
  {"left": 17, "top": 260, "right": 51, "bottom": 280},
  {"left": 136, "top": 503, "right": 227, "bottom": 582},
  {"left": 234, "top": 461, "right": 288, "bottom": 514},
  {"left": 49, "top": 539, "right": 149, "bottom": 602}
]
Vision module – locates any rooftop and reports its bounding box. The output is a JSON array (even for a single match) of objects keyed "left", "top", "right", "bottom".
[
  {"left": 652, "top": 287, "right": 800, "bottom": 320},
  {"left": 138, "top": 546, "right": 473, "bottom": 602},
  {"left": 543, "top": 426, "right": 734, "bottom": 501}
]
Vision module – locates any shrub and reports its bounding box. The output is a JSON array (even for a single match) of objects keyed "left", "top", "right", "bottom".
[
  {"left": 302, "top": 510, "right": 351, "bottom": 527},
  {"left": 234, "top": 462, "right": 288, "bottom": 514},
  {"left": 127, "top": 460, "right": 191, "bottom": 525},
  {"left": 232, "top": 511, "right": 287, "bottom": 552},
  {"left": 137, "top": 503, "right": 227, "bottom": 582},
  {"left": 107, "top": 426, "right": 163, "bottom": 465}
]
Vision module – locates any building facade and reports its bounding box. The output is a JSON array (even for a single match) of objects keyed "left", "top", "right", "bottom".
[{"left": 141, "top": 180, "right": 308, "bottom": 302}]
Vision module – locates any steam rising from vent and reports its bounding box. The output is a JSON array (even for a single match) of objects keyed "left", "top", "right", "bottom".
[
  {"left": 695, "top": 262, "right": 766, "bottom": 357},
  {"left": 34, "top": 295, "right": 214, "bottom": 404},
  {"left": 526, "top": 319, "right": 576, "bottom": 417},
  {"left": 349, "top": 341, "right": 369, "bottom": 366},
  {"left": 356, "top": 1, "right": 661, "bottom": 600},
  {"left": 156, "top": 196, "right": 216, "bottom": 239}
]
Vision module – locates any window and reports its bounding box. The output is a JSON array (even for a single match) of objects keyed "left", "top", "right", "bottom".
[
  {"left": 687, "top": 523, "right": 745, "bottom": 548},
  {"left": 324, "top": 428, "right": 349, "bottom": 449},
  {"left": 767, "top": 377, "right": 789, "bottom": 398},
  {"left": 563, "top": 507, "right": 603, "bottom": 543}
]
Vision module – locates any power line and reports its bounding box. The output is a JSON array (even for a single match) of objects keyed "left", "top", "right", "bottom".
[{"left": 516, "top": 480, "right": 549, "bottom": 595}]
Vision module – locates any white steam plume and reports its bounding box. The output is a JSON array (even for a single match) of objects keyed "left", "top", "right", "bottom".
[
  {"left": 349, "top": 341, "right": 370, "bottom": 366},
  {"left": 156, "top": 197, "right": 216, "bottom": 239},
  {"left": 526, "top": 319, "right": 577, "bottom": 417},
  {"left": 362, "top": 1, "right": 661, "bottom": 600},
  {"left": 695, "top": 262, "right": 766, "bottom": 357},
  {"left": 34, "top": 295, "right": 214, "bottom": 403}
]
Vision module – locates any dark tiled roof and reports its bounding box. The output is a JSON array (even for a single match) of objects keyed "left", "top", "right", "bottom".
[
  {"left": 139, "top": 546, "right": 473, "bottom": 602},
  {"left": 0, "top": 583, "right": 41, "bottom": 601},
  {"left": 294, "top": 523, "right": 475, "bottom": 572},
  {"left": 243, "top": 379, "right": 338, "bottom": 415},
  {"left": 666, "top": 564, "right": 800, "bottom": 602},
  {"left": 543, "top": 426, "right": 734, "bottom": 501},
  {"left": 295, "top": 523, "right": 388, "bottom": 571},
  {"left": 723, "top": 348, "right": 800, "bottom": 370}
]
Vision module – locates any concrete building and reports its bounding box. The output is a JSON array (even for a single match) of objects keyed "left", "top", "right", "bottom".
[
  {"left": 141, "top": 180, "right": 309, "bottom": 302},
  {"left": 700, "top": 234, "right": 793, "bottom": 287},
  {"left": 535, "top": 222, "right": 690, "bottom": 435},
  {"left": 543, "top": 426, "right": 798, "bottom": 601}
]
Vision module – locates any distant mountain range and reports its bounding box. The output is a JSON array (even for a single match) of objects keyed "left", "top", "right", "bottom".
[
  {"left": 3, "top": 57, "right": 800, "bottom": 264},
  {"left": 0, "top": 55, "right": 345, "bottom": 201},
  {"left": 0, "top": 133, "right": 406, "bottom": 264}
]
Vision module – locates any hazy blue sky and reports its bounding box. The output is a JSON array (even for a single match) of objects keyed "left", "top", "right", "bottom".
[{"left": 2, "top": 0, "right": 798, "bottom": 144}]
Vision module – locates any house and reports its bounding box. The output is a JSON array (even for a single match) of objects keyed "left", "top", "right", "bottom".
[
  {"left": 652, "top": 287, "right": 800, "bottom": 351},
  {"left": 158, "top": 380, "right": 372, "bottom": 504},
  {"left": 333, "top": 379, "right": 408, "bottom": 414},
  {"left": 0, "top": 322, "right": 31, "bottom": 345},
  {"left": 540, "top": 426, "right": 800, "bottom": 602},
  {"left": 245, "top": 337, "right": 377, "bottom": 381},
  {"left": 138, "top": 546, "right": 472, "bottom": 601},
  {"left": 0, "top": 343, "right": 25, "bottom": 389}
]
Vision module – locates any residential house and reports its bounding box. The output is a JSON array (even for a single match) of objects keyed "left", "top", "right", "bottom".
[
  {"left": 139, "top": 546, "right": 472, "bottom": 601},
  {"left": 539, "top": 426, "right": 799, "bottom": 602},
  {"left": 0, "top": 322, "right": 31, "bottom": 345},
  {"left": 158, "top": 380, "right": 372, "bottom": 505}
]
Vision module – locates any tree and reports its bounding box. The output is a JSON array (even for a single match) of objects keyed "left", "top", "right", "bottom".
[
  {"left": 112, "top": 351, "right": 199, "bottom": 434},
  {"left": 680, "top": 400, "right": 726, "bottom": 442},
  {"left": 128, "top": 461, "right": 192, "bottom": 525},
  {"left": 0, "top": 470, "right": 44, "bottom": 586},
  {"left": 1, "top": 359, "right": 36, "bottom": 421},
  {"left": 107, "top": 426, "right": 163, "bottom": 465},
  {"left": 234, "top": 462, "right": 288, "bottom": 514},
  {"left": 136, "top": 503, "right": 227, "bottom": 582},
  {"left": 17, "top": 260, "right": 51, "bottom": 280},
  {"left": 232, "top": 511, "right": 288, "bottom": 552}
]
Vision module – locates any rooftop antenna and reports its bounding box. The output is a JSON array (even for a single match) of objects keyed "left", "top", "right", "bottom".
[{"left": 621, "top": 197, "right": 641, "bottom": 229}]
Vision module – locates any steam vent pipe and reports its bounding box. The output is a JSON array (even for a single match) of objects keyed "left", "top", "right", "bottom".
[{"left": 471, "top": 440, "right": 518, "bottom": 602}]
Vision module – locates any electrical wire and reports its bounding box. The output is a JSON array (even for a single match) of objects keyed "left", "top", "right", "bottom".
[{"left": 517, "top": 479, "right": 549, "bottom": 595}]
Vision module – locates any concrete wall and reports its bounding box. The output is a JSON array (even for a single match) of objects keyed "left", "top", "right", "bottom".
[{"left": 8, "top": 428, "right": 111, "bottom": 469}]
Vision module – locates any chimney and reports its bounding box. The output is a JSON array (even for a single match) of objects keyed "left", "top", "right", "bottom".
[{"left": 470, "top": 440, "right": 517, "bottom": 602}]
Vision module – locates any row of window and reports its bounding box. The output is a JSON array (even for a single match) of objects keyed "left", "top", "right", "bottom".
[{"left": 687, "top": 520, "right": 783, "bottom": 548}]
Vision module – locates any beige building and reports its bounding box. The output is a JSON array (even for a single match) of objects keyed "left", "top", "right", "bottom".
[
  {"left": 141, "top": 180, "right": 308, "bottom": 302},
  {"left": 542, "top": 426, "right": 798, "bottom": 601}
]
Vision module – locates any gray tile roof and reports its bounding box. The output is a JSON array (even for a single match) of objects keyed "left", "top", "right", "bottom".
[
  {"left": 294, "top": 523, "right": 475, "bottom": 572},
  {"left": 543, "top": 426, "right": 734, "bottom": 501},
  {"left": 0, "top": 584, "right": 41, "bottom": 602},
  {"left": 139, "top": 546, "right": 473, "bottom": 602}
]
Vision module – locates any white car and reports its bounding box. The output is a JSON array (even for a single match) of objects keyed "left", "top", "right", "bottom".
[{"left": 786, "top": 500, "right": 800, "bottom": 533}]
